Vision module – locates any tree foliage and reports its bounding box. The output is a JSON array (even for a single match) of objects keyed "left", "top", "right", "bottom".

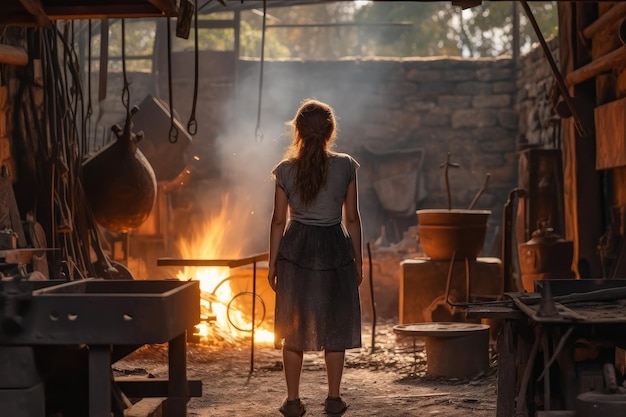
[
  {"left": 236, "top": 0, "right": 558, "bottom": 58},
  {"left": 353, "top": 1, "right": 558, "bottom": 57},
  {"left": 85, "top": 0, "right": 559, "bottom": 71}
]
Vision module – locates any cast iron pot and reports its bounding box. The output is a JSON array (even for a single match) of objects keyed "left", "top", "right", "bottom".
[{"left": 82, "top": 107, "right": 157, "bottom": 233}]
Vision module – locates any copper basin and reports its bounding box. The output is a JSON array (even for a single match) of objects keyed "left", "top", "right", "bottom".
[{"left": 417, "top": 209, "right": 491, "bottom": 261}]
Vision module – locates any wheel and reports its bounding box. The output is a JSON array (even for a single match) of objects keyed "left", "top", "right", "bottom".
[{"left": 226, "top": 291, "right": 266, "bottom": 332}]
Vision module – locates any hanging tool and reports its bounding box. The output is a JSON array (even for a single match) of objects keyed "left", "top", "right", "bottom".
[
  {"left": 166, "top": 17, "right": 179, "bottom": 143},
  {"left": 519, "top": 0, "right": 588, "bottom": 138},
  {"left": 176, "top": 0, "right": 195, "bottom": 40},
  {"left": 254, "top": 0, "right": 267, "bottom": 143},
  {"left": 186, "top": 0, "right": 199, "bottom": 135}
]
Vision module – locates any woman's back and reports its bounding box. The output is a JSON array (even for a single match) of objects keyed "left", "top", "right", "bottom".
[{"left": 273, "top": 153, "right": 359, "bottom": 226}]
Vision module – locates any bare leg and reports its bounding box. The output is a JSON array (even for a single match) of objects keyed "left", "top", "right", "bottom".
[
  {"left": 283, "top": 348, "right": 304, "bottom": 400},
  {"left": 324, "top": 350, "right": 345, "bottom": 398}
]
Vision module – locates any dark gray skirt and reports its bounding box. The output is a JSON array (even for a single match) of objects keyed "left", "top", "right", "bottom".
[{"left": 274, "top": 221, "right": 362, "bottom": 351}]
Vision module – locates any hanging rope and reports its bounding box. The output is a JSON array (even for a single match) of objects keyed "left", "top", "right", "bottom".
[
  {"left": 186, "top": 0, "right": 199, "bottom": 135},
  {"left": 166, "top": 17, "right": 179, "bottom": 143},
  {"left": 254, "top": 0, "right": 267, "bottom": 143}
]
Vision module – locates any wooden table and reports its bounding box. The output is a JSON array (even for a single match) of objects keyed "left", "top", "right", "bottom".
[{"left": 467, "top": 282, "right": 626, "bottom": 416}]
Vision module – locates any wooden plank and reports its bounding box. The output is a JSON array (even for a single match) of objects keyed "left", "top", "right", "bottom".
[
  {"left": 581, "top": 1, "right": 626, "bottom": 40},
  {"left": 18, "top": 0, "right": 51, "bottom": 27},
  {"left": 147, "top": 0, "right": 178, "bottom": 15},
  {"left": 115, "top": 378, "right": 202, "bottom": 398},
  {"left": 565, "top": 46, "right": 626, "bottom": 88},
  {"left": 0, "top": 44, "right": 28, "bottom": 66},
  {"left": 595, "top": 96, "right": 626, "bottom": 169},
  {"left": 496, "top": 321, "right": 516, "bottom": 417}
]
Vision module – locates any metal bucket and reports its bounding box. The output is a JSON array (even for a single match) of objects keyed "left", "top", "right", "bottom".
[{"left": 394, "top": 322, "right": 490, "bottom": 378}]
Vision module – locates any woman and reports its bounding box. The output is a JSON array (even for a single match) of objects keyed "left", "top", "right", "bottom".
[{"left": 268, "top": 98, "right": 363, "bottom": 417}]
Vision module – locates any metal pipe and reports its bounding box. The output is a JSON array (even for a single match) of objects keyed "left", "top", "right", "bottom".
[
  {"left": 502, "top": 188, "right": 526, "bottom": 293},
  {"left": 367, "top": 242, "right": 377, "bottom": 353}
]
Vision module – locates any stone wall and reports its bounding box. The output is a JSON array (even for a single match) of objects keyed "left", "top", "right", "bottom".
[
  {"left": 187, "top": 57, "right": 519, "bottom": 248},
  {"left": 90, "top": 51, "right": 561, "bottom": 320},
  {"left": 94, "top": 56, "right": 522, "bottom": 252},
  {"left": 515, "top": 37, "right": 561, "bottom": 149}
]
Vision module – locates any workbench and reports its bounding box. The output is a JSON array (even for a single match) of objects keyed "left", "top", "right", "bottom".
[{"left": 466, "top": 279, "right": 626, "bottom": 416}]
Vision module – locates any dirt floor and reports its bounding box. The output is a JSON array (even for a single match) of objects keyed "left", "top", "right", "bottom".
[{"left": 117, "top": 320, "right": 498, "bottom": 417}]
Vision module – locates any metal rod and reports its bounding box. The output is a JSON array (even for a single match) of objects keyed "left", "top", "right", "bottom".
[
  {"left": 468, "top": 173, "right": 491, "bottom": 210},
  {"left": 519, "top": 0, "right": 587, "bottom": 138},
  {"left": 465, "top": 257, "right": 470, "bottom": 303},
  {"left": 367, "top": 242, "right": 376, "bottom": 353},
  {"left": 444, "top": 251, "right": 457, "bottom": 308},
  {"left": 537, "top": 326, "right": 575, "bottom": 382},
  {"left": 440, "top": 152, "right": 460, "bottom": 210},
  {"left": 267, "top": 22, "right": 413, "bottom": 28},
  {"left": 249, "top": 260, "right": 257, "bottom": 376},
  {"left": 542, "top": 332, "right": 551, "bottom": 410},
  {"left": 157, "top": 252, "right": 269, "bottom": 268}
]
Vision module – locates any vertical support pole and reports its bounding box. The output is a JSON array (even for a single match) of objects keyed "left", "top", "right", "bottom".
[
  {"left": 168, "top": 332, "right": 189, "bottom": 417},
  {"left": 88, "top": 345, "right": 111, "bottom": 417},
  {"left": 512, "top": 1, "right": 520, "bottom": 67},
  {"left": 250, "top": 260, "right": 257, "bottom": 375}
]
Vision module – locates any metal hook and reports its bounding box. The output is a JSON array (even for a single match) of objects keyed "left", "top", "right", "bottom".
[
  {"left": 169, "top": 124, "right": 179, "bottom": 144},
  {"left": 255, "top": 126, "right": 264, "bottom": 143}
]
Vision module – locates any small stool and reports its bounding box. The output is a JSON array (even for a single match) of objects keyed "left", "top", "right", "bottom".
[{"left": 393, "top": 322, "right": 490, "bottom": 378}]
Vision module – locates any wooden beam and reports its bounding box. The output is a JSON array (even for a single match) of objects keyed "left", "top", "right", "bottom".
[
  {"left": 565, "top": 46, "right": 626, "bottom": 87},
  {"left": 0, "top": 44, "right": 28, "bottom": 66},
  {"left": 18, "top": 0, "right": 51, "bottom": 27},
  {"left": 581, "top": 2, "right": 626, "bottom": 40},
  {"left": 147, "top": 0, "right": 178, "bottom": 15}
]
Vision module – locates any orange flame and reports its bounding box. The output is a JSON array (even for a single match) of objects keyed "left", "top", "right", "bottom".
[{"left": 174, "top": 195, "right": 274, "bottom": 344}]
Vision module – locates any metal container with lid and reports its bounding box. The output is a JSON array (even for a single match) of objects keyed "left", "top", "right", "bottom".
[
  {"left": 518, "top": 224, "right": 574, "bottom": 292},
  {"left": 393, "top": 322, "right": 490, "bottom": 378}
]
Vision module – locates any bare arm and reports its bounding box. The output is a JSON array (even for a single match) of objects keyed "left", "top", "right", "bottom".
[
  {"left": 268, "top": 183, "right": 288, "bottom": 291},
  {"left": 344, "top": 176, "right": 363, "bottom": 285}
]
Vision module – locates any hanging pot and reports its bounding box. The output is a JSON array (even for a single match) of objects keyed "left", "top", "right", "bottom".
[{"left": 81, "top": 106, "right": 157, "bottom": 233}]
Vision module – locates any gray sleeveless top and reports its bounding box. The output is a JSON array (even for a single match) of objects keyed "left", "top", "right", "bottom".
[{"left": 272, "top": 152, "right": 359, "bottom": 226}]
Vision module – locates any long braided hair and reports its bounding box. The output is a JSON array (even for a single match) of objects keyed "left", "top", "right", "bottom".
[{"left": 285, "top": 98, "right": 337, "bottom": 207}]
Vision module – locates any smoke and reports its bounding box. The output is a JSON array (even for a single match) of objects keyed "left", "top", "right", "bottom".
[{"left": 204, "top": 59, "right": 364, "bottom": 255}]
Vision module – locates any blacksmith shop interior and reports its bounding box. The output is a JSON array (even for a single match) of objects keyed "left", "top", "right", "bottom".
[{"left": 1, "top": 0, "right": 626, "bottom": 416}]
